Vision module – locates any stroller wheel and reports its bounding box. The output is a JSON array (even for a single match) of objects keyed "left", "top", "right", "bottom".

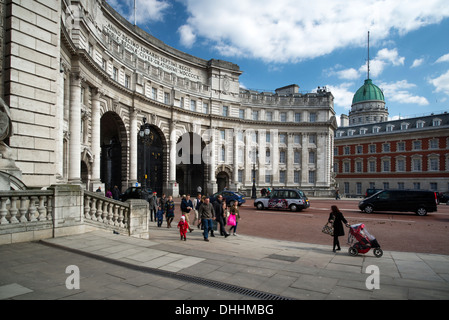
[
  {"left": 373, "top": 248, "right": 383, "bottom": 258},
  {"left": 348, "top": 247, "right": 358, "bottom": 256}
]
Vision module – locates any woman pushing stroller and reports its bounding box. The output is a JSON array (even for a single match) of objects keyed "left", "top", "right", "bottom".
[{"left": 328, "top": 205, "right": 350, "bottom": 252}]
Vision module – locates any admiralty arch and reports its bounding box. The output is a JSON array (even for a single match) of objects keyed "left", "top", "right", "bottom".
[{"left": 2, "top": 0, "right": 337, "bottom": 197}]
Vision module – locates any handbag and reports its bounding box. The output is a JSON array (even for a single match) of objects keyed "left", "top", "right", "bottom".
[
  {"left": 227, "top": 214, "right": 236, "bottom": 226},
  {"left": 322, "top": 222, "right": 334, "bottom": 236}
]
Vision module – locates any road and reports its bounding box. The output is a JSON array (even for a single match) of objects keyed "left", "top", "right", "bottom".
[{"left": 228, "top": 198, "right": 449, "bottom": 255}]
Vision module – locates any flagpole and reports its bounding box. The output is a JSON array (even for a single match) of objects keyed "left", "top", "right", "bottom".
[{"left": 133, "top": 0, "right": 136, "bottom": 26}]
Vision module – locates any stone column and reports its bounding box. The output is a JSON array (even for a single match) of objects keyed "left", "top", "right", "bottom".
[
  {"left": 233, "top": 129, "right": 239, "bottom": 189},
  {"left": 91, "top": 89, "right": 102, "bottom": 190},
  {"left": 168, "top": 120, "right": 179, "bottom": 196},
  {"left": 129, "top": 108, "right": 138, "bottom": 187},
  {"left": 68, "top": 73, "right": 82, "bottom": 185},
  {"left": 287, "top": 133, "right": 294, "bottom": 185},
  {"left": 207, "top": 127, "right": 217, "bottom": 194},
  {"left": 301, "top": 133, "right": 309, "bottom": 184}
]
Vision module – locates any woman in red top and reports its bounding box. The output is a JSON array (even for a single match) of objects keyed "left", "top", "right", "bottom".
[{"left": 178, "top": 216, "right": 189, "bottom": 241}]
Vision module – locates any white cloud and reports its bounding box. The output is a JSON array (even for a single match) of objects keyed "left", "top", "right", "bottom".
[
  {"left": 429, "top": 70, "right": 449, "bottom": 95},
  {"left": 435, "top": 53, "right": 449, "bottom": 63},
  {"left": 325, "top": 83, "right": 356, "bottom": 110},
  {"left": 411, "top": 58, "right": 424, "bottom": 68},
  {"left": 179, "top": 0, "right": 449, "bottom": 63},
  {"left": 109, "top": 0, "right": 170, "bottom": 24},
  {"left": 379, "top": 80, "right": 429, "bottom": 105},
  {"left": 178, "top": 25, "right": 196, "bottom": 48}
]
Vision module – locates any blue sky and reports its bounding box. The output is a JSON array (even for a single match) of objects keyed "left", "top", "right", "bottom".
[{"left": 108, "top": 0, "right": 449, "bottom": 123}]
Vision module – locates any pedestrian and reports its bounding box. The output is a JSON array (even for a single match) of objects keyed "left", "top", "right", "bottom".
[
  {"left": 328, "top": 205, "right": 349, "bottom": 252},
  {"left": 158, "top": 193, "right": 167, "bottom": 215},
  {"left": 105, "top": 188, "right": 113, "bottom": 198},
  {"left": 213, "top": 195, "right": 229, "bottom": 238},
  {"left": 192, "top": 193, "right": 202, "bottom": 228},
  {"left": 181, "top": 194, "right": 194, "bottom": 232},
  {"left": 165, "top": 195, "right": 175, "bottom": 228},
  {"left": 112, "top": 185, "right": 120, "bottom": 200},
  {"left": 177, "top": 216, "right": 189, "bottom": 241},
  {"left": 227, "top": 201, "right": 241, "bottom": 236},
  {"left": 198, "top": 197, "right": 215, "bottom": 242},
  {"left": 335, "top": 188, "right": 341, "bottom": 200},
  {"left": 148, "top": 191, "right": 157, "bottom": 222},
  {"left": 156, "top": 206, "right": 164, "bottom": 227}
]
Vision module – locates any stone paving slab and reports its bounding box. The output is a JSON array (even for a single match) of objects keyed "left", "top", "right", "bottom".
[{"left": 1, "top": 225, "right": 449, "bottom": 300}]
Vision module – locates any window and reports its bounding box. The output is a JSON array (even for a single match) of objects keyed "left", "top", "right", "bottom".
[
  {"left": 429, "top": 139, "right": 439, "bottom": 149},
  {"left": 265, "top": 150, "right": 271, "bottom": 164},
  {"left": 239, "top": 109, "right": 245, "bottom": 119},
  {"left": 294, "top": 151, "right": 300, "bottom": 164},
  {"left": 203, "top": 102, "right": 209, "bottom": 114},
  {"left": 413, "top": 182, "right": 421, "bottom": 190},
  {"left": 416, "top": 121, "right": 424, "bottom": 128},
  {"left": 309, "top": 134, "right": 316, "bottom": 144},
  {"left": 356, "top": 145, "right": 363, "bottom": 154},
  {"left": 280, "top": 112, "right": 286, "bottom": 122},
  {"left": 344, "top": 162, "right": 350, "bottom": 173},
  {"left": 383, "top": 182, "right": 389, "bottom": 190},
  {"left": 369, "top": 144, "right": 376, "bottom": 153},
  {"left": 152, "top": 87, "right": 157, "bottom": 100},
  {"left": 412, "top": 158, "right": 422, "bottom": 171},
  {"left": 220, "top": 146, "right": 225, "bottom": 162},
  {"left": 294, "top": 171, "right": 300, "bottom": 184},
  {"left": 294, "top": 134, "right": 301, "bottom": 144},
  {"left": 309, "top": 151, "right": 316, "bottom": 164},
  {"left": 396, "top": 159, "right": 405, "bottom": 172},
  {"left": 429, "top": 158, "right": 439, "bottom": 171},
  {"left": 280, "top": 151, "right": 286, "bottom": 164},
  {"left": 373, "top": 127, "right": 380, "bottom": 133},
  {"left": 279, "top": 171, "right": 286, "bottom": 183},
  {"left": 401, "top": 122, "right": 409, "bottom": 130},
  {"left": 265, "top": 173, "right": 272, "bottom": 184},
  {"left": 266, "top": 132, "right": 271, "bottom": 143},
  {"left": 309, "top": 113, "right": 316, "bottom": 122},
  {"left": 238, "top": 170, "right": 243, "bottom": 183},
  {"left": 397, "top": 142, "right": 405, "bottom": 151},
  {"left": 386, "top": 124, "right": 394, "bottom": 132},
  {"left": 308, "top": 171, "right": 315, "bottom": 184},
  {"left": 113, "top": 67, "right": 118, "bottom": 81},
  {"left": 124, "top": 75, "right": 130, "bottom": 88},
  {"left": 266, "top": 111, "right": 272, "bottom": 122},
  {"left": 279, "top": 134, "right": 287, "bottom": 144},
  {"left": 222, "top": 106, "right": 228, "bottom": 117},
  {"left": 344, "top": 146, "right": 350, "bottom": 155},
  {"left": 413, "top": 140, "right": 422, "bottom": 150},
  {"left": 295, "top": 113, "right": 301, "bottom": 122},
  {"left": 432, "top": 118, "right": 441, "bottom": 126},
  {"left": 360, "top": 128, "right": 367, "bottom": 135},
  {"left": 398, "top": 182, "right": 405, "bottom": 190},
  {"left": 382, "top": 159, "right": 390, "bottom": 172},
  {"left": 344, "top": 182, "right": 350, "bottom": 194},
  {"left": 220, "top": 130, "right": 225, "bottom": 140},
  {"left": 164, "top": 92, "right": 170, "bottom": 104},
  {"left": 356, "top": 161, "right": 362, "bottom": 173},
  {"left": 368, "top": 160, "right": 376, "bottom": 173},
  {"left": 191, "top": 100, "right": 197, "bottom": 112},
  {"left": 382, "top": 143, "right": 390, "bottom": 152},
  {"left": 430, "top": 183, "right": 438, "bottom": 191},
  {"left": 356, "top": 183, "right": 362, "bottom": 195},
  {"left": 252, "top": 110, "right": 259, "bottom": 121}
]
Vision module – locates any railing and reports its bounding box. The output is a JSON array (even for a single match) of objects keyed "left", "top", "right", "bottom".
[
  {"left": 83, "top": 190, "right": 131, "bottom": 234},
  {"left": 0, "top": 190, "right": 54, "bottom": 225}
]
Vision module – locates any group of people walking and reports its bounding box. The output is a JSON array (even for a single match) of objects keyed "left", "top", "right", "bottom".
[{"left": 149, "top": 192, "right": 241, "bottom": 242}]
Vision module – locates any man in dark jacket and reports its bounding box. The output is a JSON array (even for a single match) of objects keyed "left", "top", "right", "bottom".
[
  {"left": 199, "top": 197, "right": 215, "bottom": 241},
  {"left": 213, "top": 195, "right": 229, "bottom": 238}
]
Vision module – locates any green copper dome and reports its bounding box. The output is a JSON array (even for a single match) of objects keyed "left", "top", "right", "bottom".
[{"left": 352, "top": 79, "right": 385, "bottom": 104}]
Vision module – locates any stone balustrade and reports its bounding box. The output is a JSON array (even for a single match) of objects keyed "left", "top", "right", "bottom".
[
  {"left": 83, "top": 190, "right": 130, "bottom": 234},
  {"left": 0, "top": 190, "right": 54, "bottom": 225},
  {"left": 0, "top": 185, "right": 149, "bottom": 244}
]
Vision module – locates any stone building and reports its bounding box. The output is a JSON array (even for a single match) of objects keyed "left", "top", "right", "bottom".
[{"left": 2, "top": 0, "right": 337, "bottom": 196}]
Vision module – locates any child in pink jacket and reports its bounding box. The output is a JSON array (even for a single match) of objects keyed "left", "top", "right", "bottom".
[{"left": 177, "top": 216, "right": 189, "bottom": 241}]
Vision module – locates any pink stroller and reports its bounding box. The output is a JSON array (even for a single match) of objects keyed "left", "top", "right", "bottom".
[{"left": 348, "top": 223, "right": 383, "bottom": 258}]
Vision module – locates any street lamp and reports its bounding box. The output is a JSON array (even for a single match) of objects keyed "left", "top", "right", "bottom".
[
  {"left": 139, "top": 117, "right": 152, "bottom": 201},
  {"left": 251, "top": 149, "right": 258, "bottom": 199}
]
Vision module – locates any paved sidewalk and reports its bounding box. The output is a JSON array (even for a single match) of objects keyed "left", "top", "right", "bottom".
[{"left": 1, "top": 224, "right": 449, "bottom": 300}]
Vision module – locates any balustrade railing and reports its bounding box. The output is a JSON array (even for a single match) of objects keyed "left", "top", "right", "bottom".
[
  {"left": 83, "top": 190, "right": 130, "bottom": 234},
  {"left": 0, "top": 190, "right": 54, "bottom": 225}
]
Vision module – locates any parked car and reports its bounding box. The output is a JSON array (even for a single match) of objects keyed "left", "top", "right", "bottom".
[
  {"left": 437, "top": 192, "right": 449, "bottom": 204},
  {"left": 359, "top": 189, "right": 438, "bottom": 216},
  {"left": 209, "top": 190, "right": 246, "bottom": 206},
  {"left": 365, "top": 188, "right": 383, "bottom": 198},
  {"left": 120, "top": 187, "right": 152, "bottom": 202},
  {"left": 254, "top": 189, "right": 309, "bottom": 212}
]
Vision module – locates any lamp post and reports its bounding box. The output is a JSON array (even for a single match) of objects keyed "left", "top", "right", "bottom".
[
  {"left": 251, "top": 149, "right": 258, "bottom": 199},
  {"left": 139, "top": 117, "right": 152, "bottom": 201}
]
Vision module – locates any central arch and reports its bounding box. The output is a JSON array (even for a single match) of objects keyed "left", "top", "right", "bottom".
[{"left": 176, "top": 132, "right": 207, "bottom": 196}]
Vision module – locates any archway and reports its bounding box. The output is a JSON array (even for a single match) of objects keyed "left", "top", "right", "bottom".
[
  {"left": 176, "top": 132, "right": 206, "bottom": 196},
  {"left": 100, "top": 111, "right": 127, "bottom": 191},
  {"left": 137, "top": 125, "right": 165, "bottom": 195}
]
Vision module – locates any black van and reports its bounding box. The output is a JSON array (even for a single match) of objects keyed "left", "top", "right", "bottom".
[{"left": 358, "top": 190, "right": 438, "bottom": 216}]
